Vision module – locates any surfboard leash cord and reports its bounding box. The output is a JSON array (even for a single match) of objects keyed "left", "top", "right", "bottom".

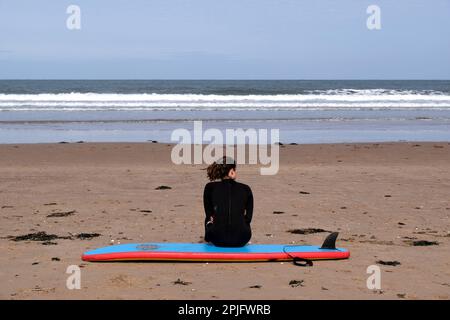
[{"left": 282, "top": 245, "right": 314, "bottom": 267}]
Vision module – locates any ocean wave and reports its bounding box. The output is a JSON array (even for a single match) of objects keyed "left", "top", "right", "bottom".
[
  {"left": 0, "top": 92, "right": 450, "bottom": 111},
  {"left": 1, "top": 117, "right": 449, "bottom": 125},
  {"left": 1, "top": 92, "right": 450, "bottom": 101},
  {"left": 303, "top": 89, "right": 448, "bottom": 95}
]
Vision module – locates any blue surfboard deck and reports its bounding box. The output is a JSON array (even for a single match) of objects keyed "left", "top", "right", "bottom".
[{"left": 82, "top": 242, "right": 350, "bottom": 262}]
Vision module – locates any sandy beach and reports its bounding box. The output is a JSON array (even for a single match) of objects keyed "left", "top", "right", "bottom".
[{"left": 0, "top": 141, "right": 449, "bottom": 300}]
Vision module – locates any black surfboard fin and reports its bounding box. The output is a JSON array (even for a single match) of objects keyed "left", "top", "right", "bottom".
[{"left": 320, "top": 232, "right": 339, "bottom": 249}]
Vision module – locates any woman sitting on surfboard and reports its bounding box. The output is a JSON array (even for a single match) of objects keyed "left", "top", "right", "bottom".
[{"left": 203, "top": 156, "right": 253, "bottom": 247}]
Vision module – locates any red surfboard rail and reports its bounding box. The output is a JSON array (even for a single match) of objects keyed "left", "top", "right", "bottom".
[{"left": 82, "top": 250, "right": 350, "bottom": 262}]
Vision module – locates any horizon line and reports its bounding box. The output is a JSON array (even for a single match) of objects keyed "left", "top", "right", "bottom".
[{"left": 1, "top": 79, "right": 450, "bottom": 81}]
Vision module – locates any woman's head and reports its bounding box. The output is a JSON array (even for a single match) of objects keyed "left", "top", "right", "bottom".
[{"left": 206, "top": 156, "right": 236, "bottom": 181}]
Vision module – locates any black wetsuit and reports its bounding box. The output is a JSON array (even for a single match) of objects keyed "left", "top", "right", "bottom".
[{"left": 203, "top": 179, "right": 253, "bottom": 247}]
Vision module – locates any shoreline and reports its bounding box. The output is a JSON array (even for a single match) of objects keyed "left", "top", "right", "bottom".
[{"left": 0, "top": 140, "right": 449, "bottom": 146}]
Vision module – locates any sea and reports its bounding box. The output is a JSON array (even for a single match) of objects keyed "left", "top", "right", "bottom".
[{"left": 0, "top": 80, "right": 449, "bottom": 144}]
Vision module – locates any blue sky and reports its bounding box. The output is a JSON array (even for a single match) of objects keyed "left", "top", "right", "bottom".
[{"left": 0, "top": 0, "right": 449, "bottom": 79}]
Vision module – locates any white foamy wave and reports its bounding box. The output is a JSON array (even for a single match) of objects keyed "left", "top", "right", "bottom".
[
  {"left": 1, "top": 92, "right": 450, "bottom": 111},
  {"left": 305, "top": 89, "right": 447, "bottom": 96}
]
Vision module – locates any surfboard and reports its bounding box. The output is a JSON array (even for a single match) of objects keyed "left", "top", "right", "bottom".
[{"left": 82, "top": 232, "right": 350, "bottom": 262}]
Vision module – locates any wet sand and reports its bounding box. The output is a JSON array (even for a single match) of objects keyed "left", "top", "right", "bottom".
[{"left": 0, "top": 142, "right": 449, "bottom": 299}]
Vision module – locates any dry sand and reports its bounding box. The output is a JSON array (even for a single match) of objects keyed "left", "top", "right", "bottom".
[{"left": 0, "top": 142, "right": 449, "bottom": 300}]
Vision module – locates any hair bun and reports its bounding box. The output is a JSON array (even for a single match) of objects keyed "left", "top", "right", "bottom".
[{"left": 206, "top": 156, "right": 236, "bottom": 181}]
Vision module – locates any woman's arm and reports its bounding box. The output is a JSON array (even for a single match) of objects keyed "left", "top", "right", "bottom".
[
  {"left": 203, "top": 183, "right": 214, "bottom": 225},
  {"left": 245, "top": 186, "right": 254, "bottom": 224}
]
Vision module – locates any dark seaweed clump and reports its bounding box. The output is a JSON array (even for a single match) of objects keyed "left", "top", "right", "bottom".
[
  {"left": 376, "top": 260, "right": 401, "bottom": 266},
  {"left": 155, "top": 186, "right": 172, "bottom": 190},
  {"left": 47, "top": 210, "right": 76, "bottom": 218},
  {"left": 410, "top": 240, "right": 439, "bottom": 246},
  {"left": 8, "top": 232, "right": 69, "bottom": 242},
  {"left": 42, "top": 241, "right": 58, "bottom": 245},
  {"left": 173, "top": 278, "right": 191, "bottom": 285},
  {"left": 75, "top": 233, "right": 101, "bottom": 240},
  {"left": 287, "top": 228, "right": 329, "bottom": 235},
  {"left": 8, "top": 231, "right": 100, "bottom": 243},
  {"left": 289, "top": 280, "right": 304, "bottom": 287}
]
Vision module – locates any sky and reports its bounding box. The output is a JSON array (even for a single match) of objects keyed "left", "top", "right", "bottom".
[{"left": 0, "top": 0, "right": 449, "bottom": 79}]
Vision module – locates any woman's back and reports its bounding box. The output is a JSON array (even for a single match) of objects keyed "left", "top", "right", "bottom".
[{"left": 203, "top": 179, "right": 253, "bottom": 247}]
